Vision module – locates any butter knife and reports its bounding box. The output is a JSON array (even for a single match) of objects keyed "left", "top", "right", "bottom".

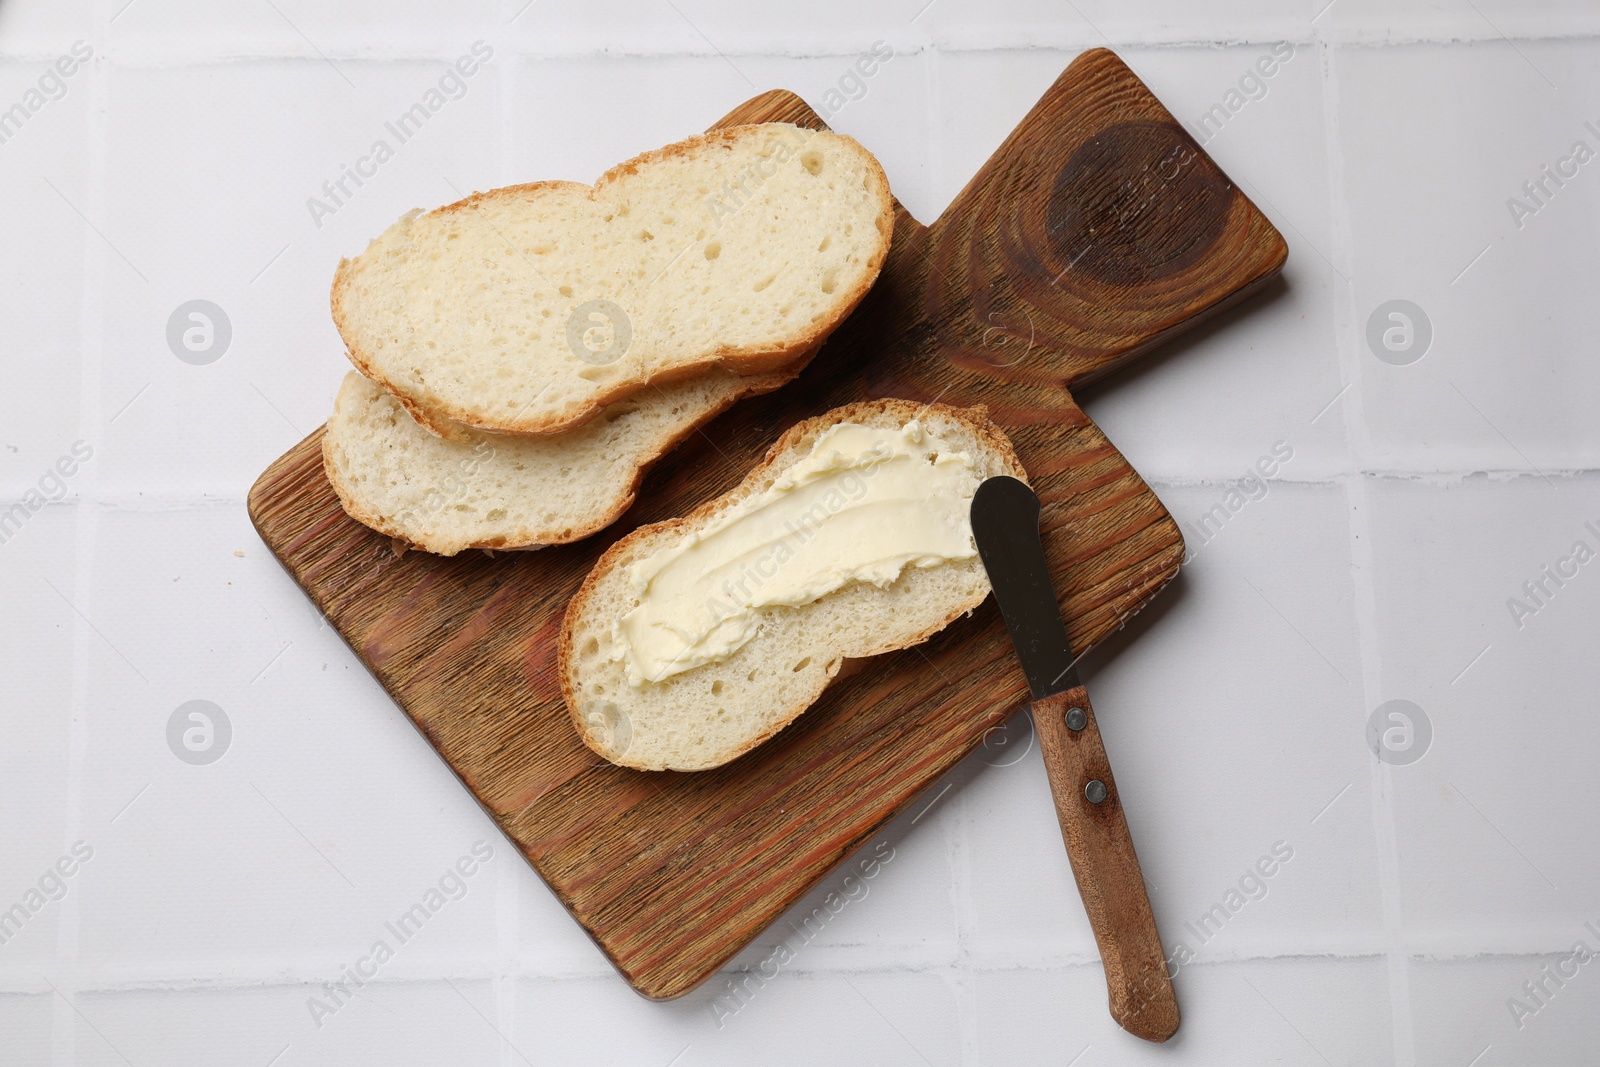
[{"left": 970, "top": 475, "right": 1179, "bottom": 1042}]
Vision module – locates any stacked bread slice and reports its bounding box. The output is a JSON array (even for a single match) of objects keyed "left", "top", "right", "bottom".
[
  {"left": 321, "top": 122, "right": 894, "bottom": 554},
  {"left": 322, "top": 363, "right": 805, "bottom": 555}
]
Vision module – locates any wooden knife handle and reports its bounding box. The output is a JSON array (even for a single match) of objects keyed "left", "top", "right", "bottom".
[{"left": 1032, "top": 686, "right": 1179, "bottom": 1042}]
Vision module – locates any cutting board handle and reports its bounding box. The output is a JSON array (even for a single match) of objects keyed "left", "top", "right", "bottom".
[
  {"left": 1032, "top": 685, "right": 1179, "bottom": 1042},
  {"left": 924, "top": 48, "right": 1284, "bottom": 391}
]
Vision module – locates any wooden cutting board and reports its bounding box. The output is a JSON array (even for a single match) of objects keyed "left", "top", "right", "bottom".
[{"left": 249, "top": 49, "right": 1285, "bottom": 1000}]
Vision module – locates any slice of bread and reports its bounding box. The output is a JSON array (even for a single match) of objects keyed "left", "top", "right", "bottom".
[
  {"left": 560, "top": 399, "right": 1027, "bottom": 772},
  {"left": 332, "top": 123, "right": 893, "bottom": 436},
  {"left": 322, "top": 362, "right": 803, "bottom": 555}
]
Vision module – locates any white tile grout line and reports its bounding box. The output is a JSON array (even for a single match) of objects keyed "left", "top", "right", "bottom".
[
  {"left": 14, "top": 465, "right": 1600, "bottom": 515},
  {"left": 0, "top": 27, "right": 1591, "bottom": 67},
  {"left": 492, "top": 12, "right": 518, "bottom": 1064},
  {"left": 951, "top": 802, "right": 983, "bottom": 1067},
  {"left": 1317, "top": 29, "right": 1418, "bottom": 1067},
  {"left": 916, "top": 35, "right": 985, "bottom": 1067},
  {"left": 53, "top": 13, "right": 111, "bottom": 1067},
  {"left": 3, "top": 941, "right": 1591, "bottom": 996}
]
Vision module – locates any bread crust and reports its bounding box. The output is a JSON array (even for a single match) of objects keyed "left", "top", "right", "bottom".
[
  {"left": 331, "top": 123, "right": 894, "bottom": 436},
  {"left": 558, "top": 398, "right": 1028, "bottom": 771},
  {"left": 391, "top": 390, "right": 469, "bottom": 440}
]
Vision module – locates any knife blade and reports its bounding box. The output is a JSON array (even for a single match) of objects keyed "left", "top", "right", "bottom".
[
  {"left": 971, "top": 476, "right": 1080, "bottom": 698},
  {"left": 971, "top": 475, "right": 1180, "bottom": 1043}
]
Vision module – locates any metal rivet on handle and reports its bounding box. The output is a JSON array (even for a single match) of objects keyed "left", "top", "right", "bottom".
[
  {"left": 1084, "top": 779, "right": 1108, "bottom": 804},
  {"left": 1064, "top": 706, "right": 1087, "bottom": 732}
]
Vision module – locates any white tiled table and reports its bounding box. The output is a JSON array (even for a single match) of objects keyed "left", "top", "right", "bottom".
[{"left": 3, "top": 2, "right": 1598, "bottom": 1064}]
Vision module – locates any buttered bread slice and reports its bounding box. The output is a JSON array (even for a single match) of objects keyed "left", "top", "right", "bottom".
[
  {"left": 322, "top": 363, "right": 802, "bottom": 555},
  {"left": 560, "top": 398, "right": 1027, "bottom": 771},
  {"left": 333, "top": 123, "right": 893, "bottom": 436}
]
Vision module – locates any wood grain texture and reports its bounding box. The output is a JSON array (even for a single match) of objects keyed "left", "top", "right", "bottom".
[
  {"left": 1033, "top": 686, "right": 1180, "bottom": 1042},
  {"left": 248, "top": 48, "right": 1286, "bottom": 1000}
]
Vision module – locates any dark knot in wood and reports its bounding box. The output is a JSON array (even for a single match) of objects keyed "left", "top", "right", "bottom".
[{"left": 1046, "top": 120, "right": 1233, "bottom": 286}]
